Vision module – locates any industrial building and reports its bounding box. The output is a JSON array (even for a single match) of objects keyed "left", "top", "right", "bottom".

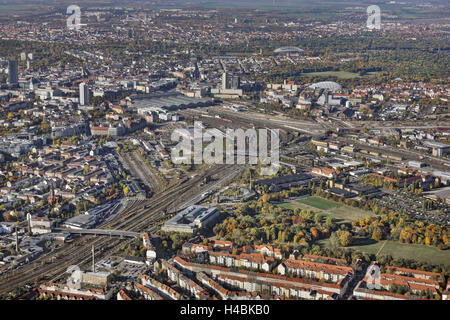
[
  {"left": 424, "top": 141, "right": 450, "bottom": 157},
  {"left": 161, "top": 205, "right": 219, "bottom": 234},
  {"left": 132, "top": 92, "right": 214, "bottom": 113},
  {"left": 30, "top": 216, "right": 54, "bottom": 234},
  {"left": 63, "top": 214, "right": 97, "bottom": 230},
  {"left": 253, "top": 173, "right": 316, "bottom": 192},
  {"left": 81, "top": 271, "right": 111, "bottom": 287}
]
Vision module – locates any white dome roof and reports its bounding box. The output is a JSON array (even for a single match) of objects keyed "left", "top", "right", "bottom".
[
  {"left": 308, "top": 81, "right": 342, "bottom": 90},
  {"left": 274, "top": 47, "right": 304, "bottom": 53}
]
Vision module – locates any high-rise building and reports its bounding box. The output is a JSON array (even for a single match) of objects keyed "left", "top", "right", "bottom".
[
  {"left": 192, "top": 63, "right": 200, "bottom": 80},
  {"left": 222, "top": 72, "right": 230, "bottom": 90},
  {"left": 212, "top": 72, "right": 243, "bottom": 98},
  {"left": 231, "top": 75, "right": 240, "bottom": 90},
  {"left": 222, "top": 72, "right": 240, "bottom": 90},
  {"left": 79, "top": 82, "right": 89, "bottom": 106},
  {"left": 7, "top": 60, "right": 18, "bottom": 85}
]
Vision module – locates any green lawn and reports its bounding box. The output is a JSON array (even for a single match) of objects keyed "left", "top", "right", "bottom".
[
  {"left": 278, "top": 202, "right": 306, "bottom": 211},
  {"left": 319, "top": 238, "right": 450, "bottom": 267},
  {"left": 225, "top": 52, "right": 254, "bottom": 57},
  {"left": 328, "top": 206, "right": 376, "bottom": 222},
  {"left": 0, "top": 5, "right": 47, "bottom": 16},
  {"left": 298, "top": 196, "right": 339, "bottom": 210},
  {"left": 278, "top": 196, "right": 375, "bottom": 223},
  {"left": 300, "top": 71, "right": 377, "bottom": 79}
]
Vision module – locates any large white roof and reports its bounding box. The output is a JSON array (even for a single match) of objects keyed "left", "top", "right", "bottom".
[
  {"left": 274, "top": 47, "right": 304, "bottom": 53},
  {"left": 308, "top": 81, "right": 342, "bottom": 90}
]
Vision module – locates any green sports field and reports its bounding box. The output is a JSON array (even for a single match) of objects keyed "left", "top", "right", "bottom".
[
  {"left": 297, "top": 196, "right": 339, "bottom": 210},
  {"left": 278, "top": 196, "right": 375, "bottom": 223}
]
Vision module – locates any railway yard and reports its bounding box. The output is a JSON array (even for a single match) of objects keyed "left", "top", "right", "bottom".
[
  {"left": 0, "top": 0, "right": 449, "bottom": 305},
  {"left": 0, "top": 162, "right": 245, "bottom": 297},
  {"left": 0, "top": 105, "right": 449, "bottom": 300}
]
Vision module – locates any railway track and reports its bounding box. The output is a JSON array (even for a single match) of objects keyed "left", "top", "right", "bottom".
[
  {"left": 0, "top": 164, "right": 241, "bottom": 295},
  {"left": 119, "top": 151, "right": 161, "bottom": 192},
  {"left": 45, "top": 164, "right": 237, "bottom": 282}
]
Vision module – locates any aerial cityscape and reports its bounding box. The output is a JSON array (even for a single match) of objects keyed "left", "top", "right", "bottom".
[{"left": 0, "top": 0, "right": 449, "bottom": 305}]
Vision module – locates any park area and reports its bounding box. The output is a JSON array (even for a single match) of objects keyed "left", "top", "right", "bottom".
[
  {"left": 300, "top": 71, "right": 378, "bottom": 79},
  {"left": 278, "top": 196, "right": 375, "bottom": 223},
  {"left": 318, "top": 238, "right": 450, "bottom": 266},
  {"left": 279, "top": 196, "right": 450, "bottom": 266}
]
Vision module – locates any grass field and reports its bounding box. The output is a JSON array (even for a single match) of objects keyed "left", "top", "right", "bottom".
[
  {"left": 278, "top": 196, "right": 374, "bottom": 223},
  {"left": 297, "top": 196, "right": 339, "bottom": 210},
  {"left": 0, "top": 5, "right": 47, "bottom": 16},
  {"left": 225, "top": 52, "right": 254, "bottom": 56},
  {"left": 300, "top": 71, "right": 378, "bottom": 79},
  {"left": 319, "top": 238, "right": 450, "bottom": 266}
]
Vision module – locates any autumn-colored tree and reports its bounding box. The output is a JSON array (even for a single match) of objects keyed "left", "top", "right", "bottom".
[
  {"left": 260, "top": 194, "right": 270, "bottom": 203},
  {"left": 336, "top": 230, "right": 353, "bottom": 247},
  {"left": 310, "top": 227, "right": 319, "bottom": 240},
  {"left": 372, "top": 228, "right": 383, "bottom": 241}
]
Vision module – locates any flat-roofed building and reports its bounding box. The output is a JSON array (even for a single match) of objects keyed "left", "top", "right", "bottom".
[
  {"left": 63, "top": 214, "right": 96, "bottom": 229},
  {"left": 161, "top": 205, "right": 219, "bottom": 234},
  {"left": 133, "top": 92, "right": 214, "bottom": 113},
  {"left": 81, "top": 271, "right": 111, "bottom": 287},
  {"left": 7, "top": 60, "right": 18, "bottom": 85},
  {"left": 30, "top": 216, "right": 54, "bottom": 234},
  {"left": 424, "top": 141, "right": 450, "bottom": 157}
]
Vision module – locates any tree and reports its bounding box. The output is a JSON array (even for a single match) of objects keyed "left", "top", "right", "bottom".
[
  {"left": 40, "top": 118, "right": 51, "bottom": 133},
  {"left": 300, "top": 210, "right": 312, "bottom": 221},
  {"left": 329, "top": 232, "right": 340, "bottom": 249},
  {"left": 261, "top": 194, "right": 270, "bottom": 203},
  {"left": 324, "top": 216, "right": 334, "bottom": 229},
  {"left": 314, "top": 214, "right": 323, "bottom": 225},
  {"left": 336, "top": 230, "right": 353, "bottom": 247},
  {"left": 310, "top": 227, "right": 319, "bottom": 240},
  {"left": 372, "top": 228, "right": 383, "bottom": 242}
]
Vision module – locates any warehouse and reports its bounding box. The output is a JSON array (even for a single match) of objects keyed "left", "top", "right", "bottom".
[
  {"left": 161, "top": 205, "right": 219, "bottom": 234},
  {"left": 133, "top": 92, "right": 215, "bottom": 113},
  {"left": 63, "top": 214, "right": 97, "bottom": 229}
]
